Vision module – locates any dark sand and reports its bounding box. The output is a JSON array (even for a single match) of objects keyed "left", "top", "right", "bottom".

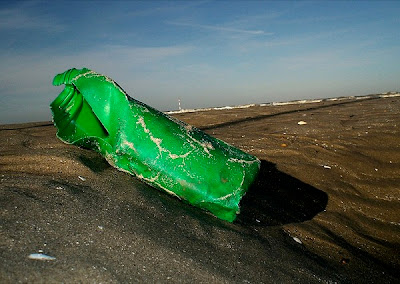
[{"left": 1, "top": 96, "right": 399, "bottom": 283}]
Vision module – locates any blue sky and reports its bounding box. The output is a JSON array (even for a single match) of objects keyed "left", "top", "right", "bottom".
[{"left": 0, "top": 1, "right": 399, "bottom": 124}]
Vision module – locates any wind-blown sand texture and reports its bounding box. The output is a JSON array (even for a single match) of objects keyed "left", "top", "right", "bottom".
[{"left": 1, "top": 95, "right": 399, "bottom": 283}]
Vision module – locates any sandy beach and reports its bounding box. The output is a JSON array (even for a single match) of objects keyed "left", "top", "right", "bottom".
[{"left": 1, "top": 95, "right": 399, "bottom": 283}]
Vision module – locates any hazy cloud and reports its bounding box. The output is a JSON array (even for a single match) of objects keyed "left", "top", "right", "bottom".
[
  {"left": 0, "top": 6, "right": 63, "bottom": 32},
  {"left": 168, "top": 21, "right": 272, "bottom": 35}
]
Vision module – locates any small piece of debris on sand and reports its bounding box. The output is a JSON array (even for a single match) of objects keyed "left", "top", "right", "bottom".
[{"left": 28, "top": 253, "right": 56, "bottom": 261}]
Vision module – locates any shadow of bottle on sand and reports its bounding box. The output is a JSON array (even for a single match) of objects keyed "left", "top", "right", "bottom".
[{"left": 236, "top": 160, "right": 328, "bottom": 226}]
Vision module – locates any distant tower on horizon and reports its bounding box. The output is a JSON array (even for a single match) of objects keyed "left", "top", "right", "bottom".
[{"left": 178, "top": 98, "right": 182, "bottom": 111}]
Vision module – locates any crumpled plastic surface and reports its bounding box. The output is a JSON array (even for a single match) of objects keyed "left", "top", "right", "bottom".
[{"left": 50, "top": 68, "right": 260, "bottom": 222}]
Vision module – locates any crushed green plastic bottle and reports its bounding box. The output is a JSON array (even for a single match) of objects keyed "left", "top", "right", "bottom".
[{"left": 50, "top": 68, "right": 260, "bottom": 222}]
